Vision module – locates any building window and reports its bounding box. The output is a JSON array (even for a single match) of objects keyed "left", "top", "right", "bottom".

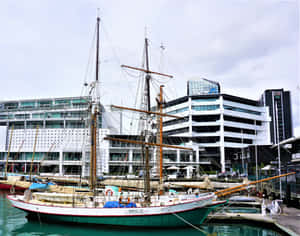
[
  {"left": 64, "top": 152, "right": 81, "bottom": 161},
  {"left": 72, "top": 99, "right": 89, "bottom": 108},
  {"left": 38, "top": 101, "right": 52, "bottom": 108},
  {"left": 15, "top": 114, "right": 30, "bottom": 119},
  {"left": 163, "top": 117, "right": 187, "bottom": 127},
  {"left": 163, "top": 127, "right": 189, "bottom": 136},
  {"left": 45, "top": 121, "right": 64, "bottom": 128},
  {"left": 66, "top": 121, "right": 85, "bottom": 128},
  {"left": 110, "top": 153, "right": 128, "bottom": 161},
  {"left": 192, "top": 126, "right": 220, "bottom": 132},
  {"left": 167, "top": 107, "right": 188, "bottom": 115},
  {"left": 192, "top": 105, "right": 219, "bottom": 111},
  {"left": 32, "top": 113, "right": 44, "bottom": 119},
  {"left": 224, "top": 126, "right": 255, "bottom": 135},
  {"left": 4, "top": 103, "right": 18, "bottom": 110},
  {"left": 47, "top": 112, "right": 62, "bottom": 118},
  {"left": 192, "top": 137, "right": 220, "bottom": 143},
  {"left": 224, "top": 137, "right": 252, "bottom": 144},
  {"left": 0, "top": 115, "right": 8, "bottom": 120},
  {"left": 20, "top": 101, "right": 35, "bottom": 108},
  {"left": 192, "top": 98, "right": 218, "bottom": 103},
  {"left": 224, "top": 115, "right": 261, "bottom": 125},
  {"left": 133, "top": 153, "right": 141, "bottom": 161},
  {"left": 223, "top": 105, "right": 261, "bottom": 115}
]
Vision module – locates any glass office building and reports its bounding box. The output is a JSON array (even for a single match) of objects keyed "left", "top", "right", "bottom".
[
  {"left": 261, "top": 89, "right": 293, "bottom": 144},
  {"left": 187, "top": 78, "right": 220, "bottom": 96}
]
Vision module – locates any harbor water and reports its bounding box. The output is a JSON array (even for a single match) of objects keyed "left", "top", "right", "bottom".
[{"left": 0, "top": 191, "right": 283, "bottom": 236}]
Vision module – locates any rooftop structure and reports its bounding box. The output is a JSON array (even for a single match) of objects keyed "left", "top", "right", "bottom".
[{"left": 187, "top": 78, "right": 220, "bottom": 96}]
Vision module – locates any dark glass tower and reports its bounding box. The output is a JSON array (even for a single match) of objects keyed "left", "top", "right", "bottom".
[{"left": 261, "top": 89, "right": 293, "bottom": 144}]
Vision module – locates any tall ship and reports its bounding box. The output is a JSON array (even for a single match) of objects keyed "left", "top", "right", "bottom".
[{"left": 7, "top": 16, "right": 227, "bottom": 227}]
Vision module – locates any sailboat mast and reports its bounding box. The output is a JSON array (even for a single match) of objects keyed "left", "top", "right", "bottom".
[
  {"left": 156, "top": 85, "right": 165, "bottom": 195},
  {"left": 145, "top": 38, "right": 151, "bottom": 111},
  {"left": 4, "top": 125, "right": 14, "bottom": 179},
  {"left": 89, "top": 16, "right": 100, "bottom": 192},
  {"left": 144, "top": 37, "right": 151, "bottom": 204},
  {"left": 29, "top": 125, "right": 39, "bottom": 181},
  {"left": 159, "top": 86, "right": 164, "bottom": 194},
  {"left": 96, "top": 17, "right": 100, "bottom": 83}
]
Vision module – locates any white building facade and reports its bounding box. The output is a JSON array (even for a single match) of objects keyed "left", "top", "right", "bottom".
[
  {"left": 0, "top": 96, "right": 110, "bottom": 177},
  {"left": 162, "top": 79, "right": 271, "bottom": 172}
]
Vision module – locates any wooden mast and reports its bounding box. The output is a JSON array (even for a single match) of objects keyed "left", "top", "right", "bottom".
[
  {"left": 158, "top": 85, "right": 164, "bottom": 195},
  {"left": 89, "top": 16, "right": 100, "bottom": 192},
  {"left": 4, "top": 125, "right": 14, "bottom": 179},
  {"left": 143, "top": 37, "right": 151, "bottom": 204},
  {"left": 29, "top": 125, "right": 39, "bottom": 180},
  {"left": 90, "top": 111, "right": 97, "bottom": 191},
  {"left": 10, "top": 139, "right": 24, "bottom": 172}
]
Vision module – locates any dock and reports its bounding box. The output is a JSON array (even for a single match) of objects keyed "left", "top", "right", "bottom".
[
  {"left": 208, "top": 204, "right": 300, "bottom": 236},
  {"left": 273, "top": 206, "right": 300, "bottom": 236}
]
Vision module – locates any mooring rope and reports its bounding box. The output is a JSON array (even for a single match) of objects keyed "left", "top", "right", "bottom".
[
  {"left": 37, "top": 212, "right": 42, "bottom": 226},
  {"left": 172, "top": 212, "right": 208, "bottom": 235}
]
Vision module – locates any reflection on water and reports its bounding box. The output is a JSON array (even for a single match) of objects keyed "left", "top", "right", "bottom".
[
  {"left": 13, "top": 222, "right": 209, "bottom": 236},
  {"left": 0, "top": 191, "right": 282, "bottom": 236},
  {"left": 0, "top": 191, "right": 27, "bottom": 236}
]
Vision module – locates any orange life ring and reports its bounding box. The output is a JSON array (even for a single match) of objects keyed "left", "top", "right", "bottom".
[{"left": 105, "top": 189, "right": 113, "bottom": 196}]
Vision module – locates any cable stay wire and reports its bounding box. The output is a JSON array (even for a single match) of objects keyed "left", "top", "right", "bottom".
[
  {"left": 101, "top": 20, "right": 144, "bottom": 104},
  {"left": 80, "top": 23, "right": 97, "bottom": 98}
]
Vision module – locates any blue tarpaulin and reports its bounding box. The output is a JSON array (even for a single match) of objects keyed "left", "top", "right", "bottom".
[
  {"left": 103, "top": 201, "right": 136, "bottom": 208},
  {"left": 29, "top": 182, "right": 55, "bottom": 190},
  {"left": 104, "top": 201, "right": 124, "bottom": 208},
  {"left": 125, "top": 202, "right": 137, "bottom": 208}
]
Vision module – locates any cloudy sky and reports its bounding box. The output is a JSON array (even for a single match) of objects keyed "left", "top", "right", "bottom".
[{"left": 0, "top": 0, "right": 299, "bottom": 134}]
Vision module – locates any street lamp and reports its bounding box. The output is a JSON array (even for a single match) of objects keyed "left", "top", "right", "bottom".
[
  {"left": 275, "top": 100, "right": 282, "bottom": 199},
  {"left": 241, "top": 129, "right": 245, "bottom": 176},
  {"left": 255, "top": 120, "right": 258, "bottom": 185}
]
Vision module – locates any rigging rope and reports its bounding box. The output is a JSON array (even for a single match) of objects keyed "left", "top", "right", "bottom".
[
  {"left": 80, "top": 23, "right": 97, "bottom": 98},
  {"left": 102, "top": 22, "right": 142, "bottom": 103}
]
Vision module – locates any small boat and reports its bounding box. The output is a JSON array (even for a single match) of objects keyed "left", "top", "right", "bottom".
[
  {"left": 0, "top": 182, "right": 28, "bottom": 191},
  {"left": 0, "top": 175, "right": 31, "bottom": 192},
  {"left": 222, "top": 196, "right": 262, "bottom": 214}
]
